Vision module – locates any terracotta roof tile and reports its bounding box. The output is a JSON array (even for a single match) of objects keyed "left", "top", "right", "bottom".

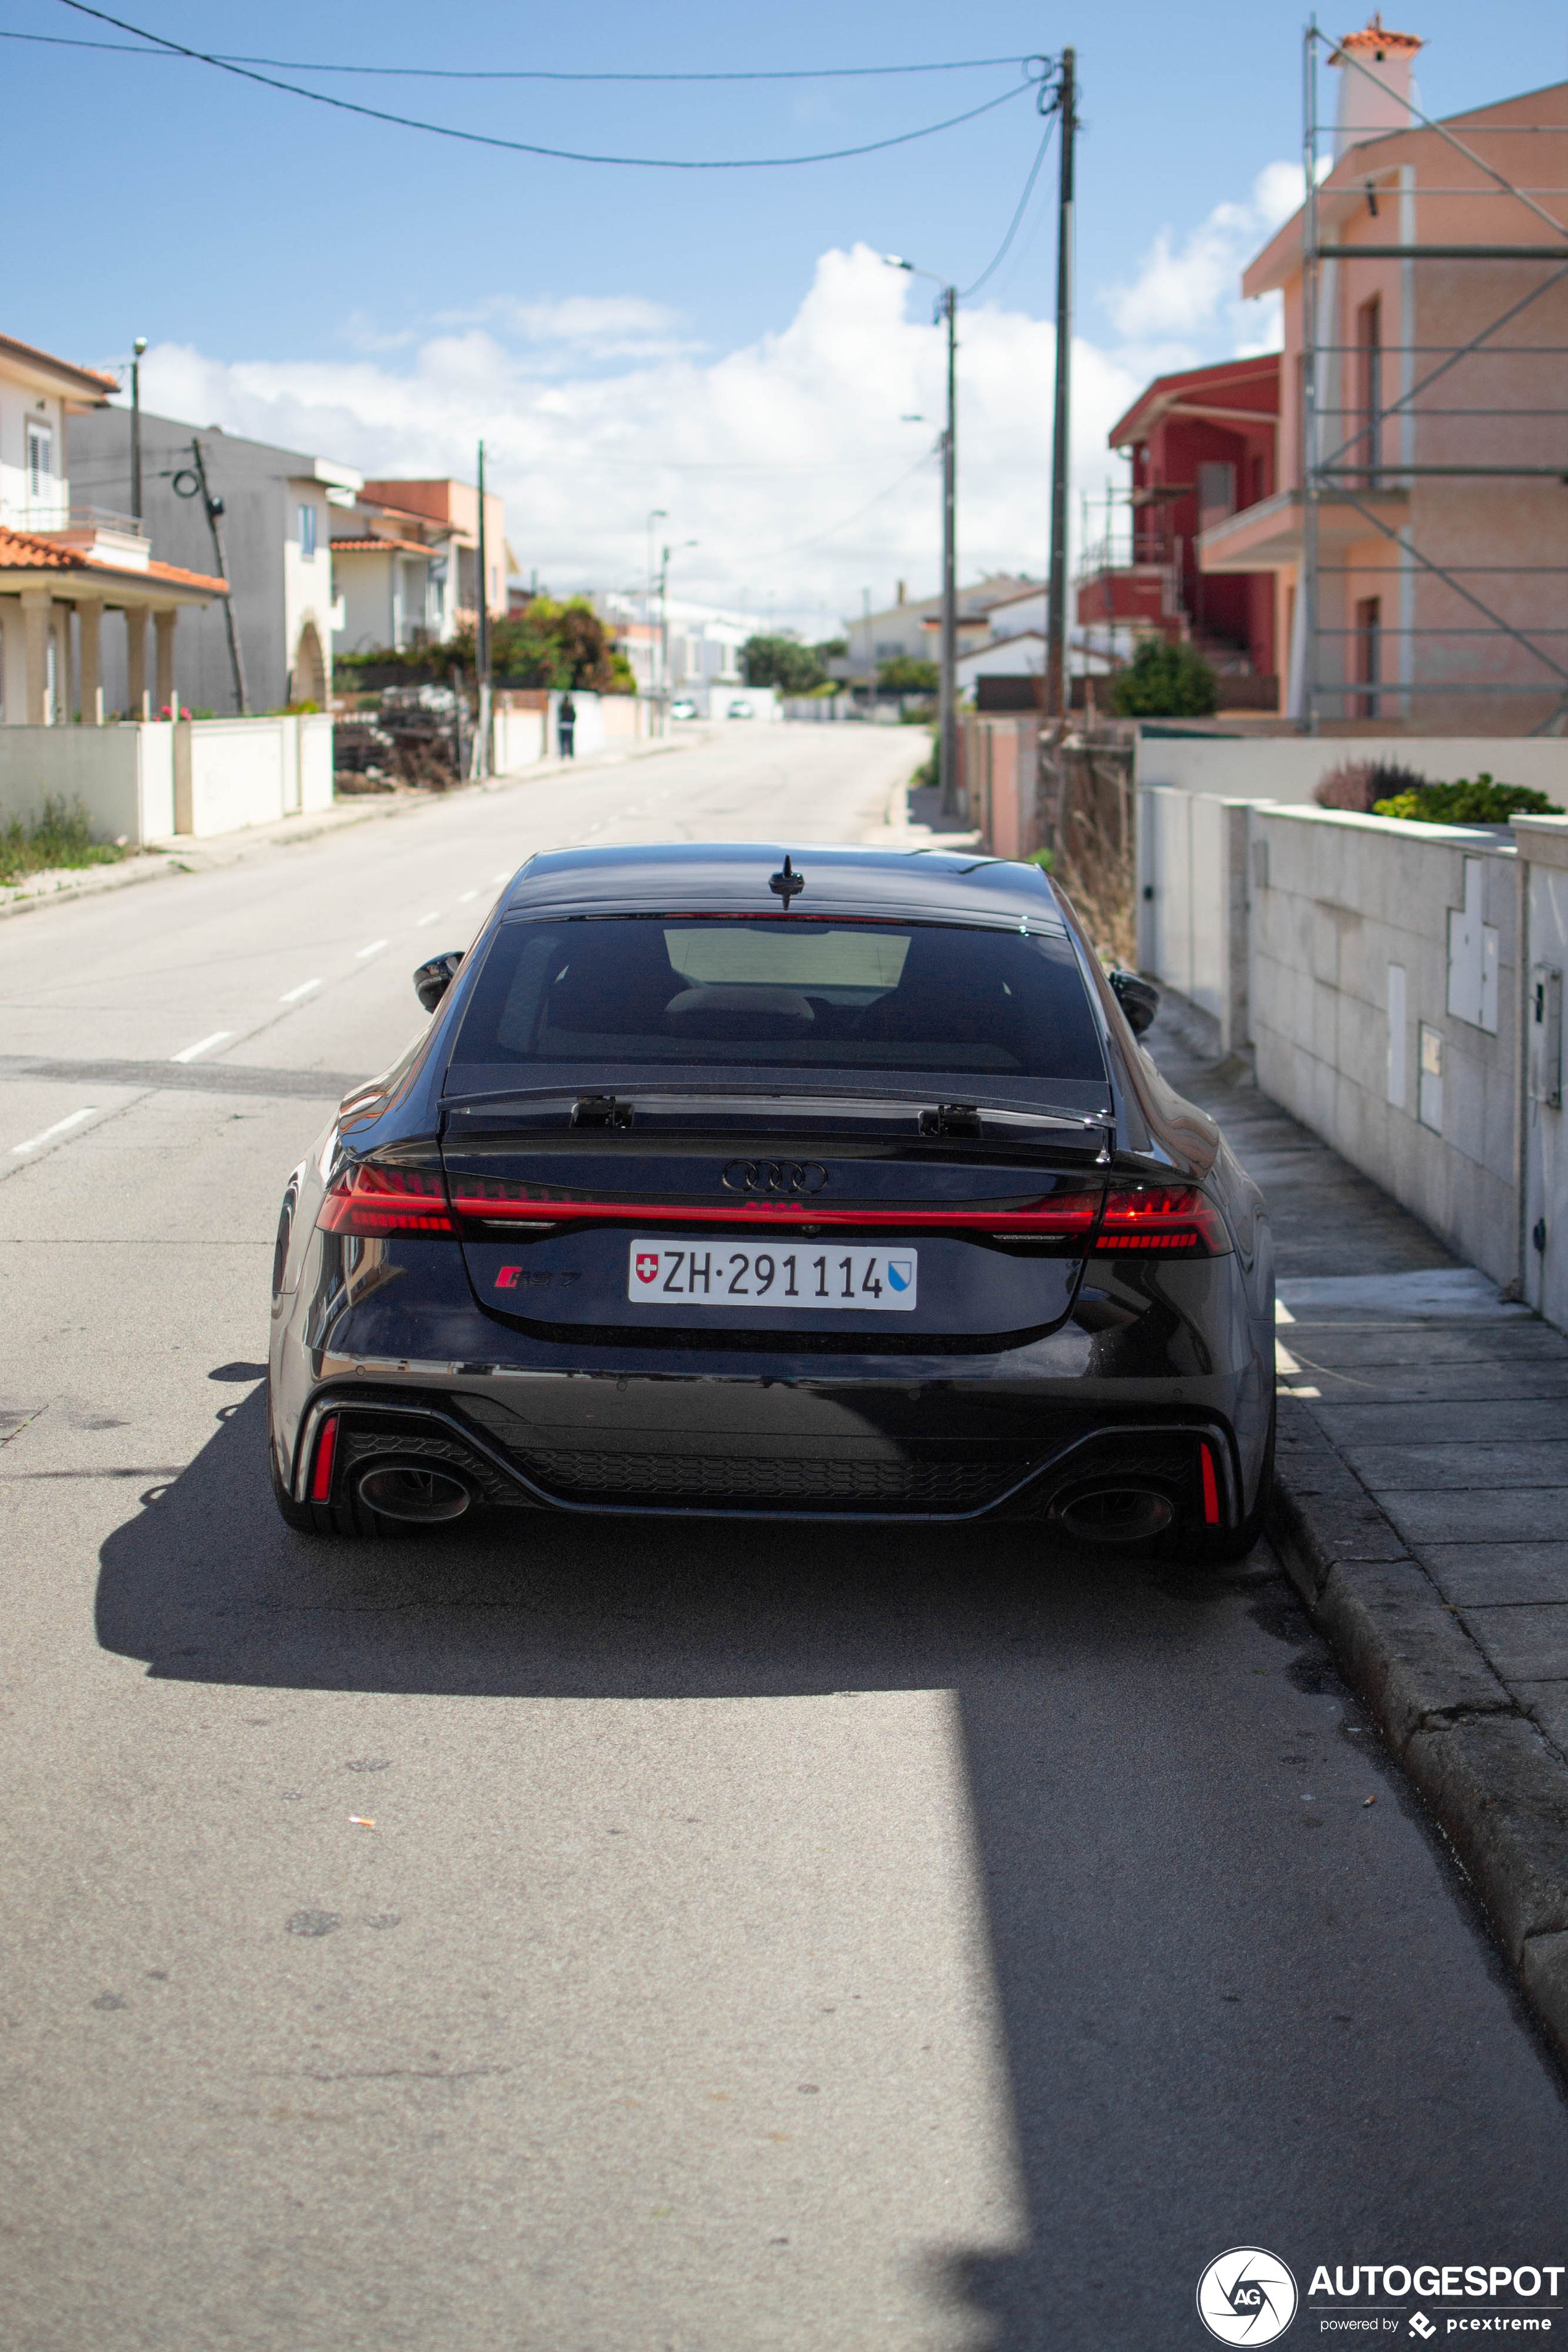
[
  {"left": 0, "top": 332, "right": 119, "bottom": 401},
  {"left": 0, "top": 525, "right": 225, "bottom": 594},
  {"left": 330, "top": 535, "right": 438, "bottom": 557}
]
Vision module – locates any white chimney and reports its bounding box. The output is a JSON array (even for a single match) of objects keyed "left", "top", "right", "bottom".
[{"left": 1332, "top": 14, "right": 1423, "bottom": 156}]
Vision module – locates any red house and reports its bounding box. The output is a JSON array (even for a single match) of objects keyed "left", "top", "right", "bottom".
[{"left": 1079, "top": 354, "right": 1280, "bottom": 694}]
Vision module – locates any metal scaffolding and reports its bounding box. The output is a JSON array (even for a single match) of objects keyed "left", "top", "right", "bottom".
[{"left": 1299, "top": 19, "right": 1568, "bottom": 733}]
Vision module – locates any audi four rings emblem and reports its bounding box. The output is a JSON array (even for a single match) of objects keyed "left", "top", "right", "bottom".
[{"left": 720, "top": 1160, "right": 828, "bottom": 1195}]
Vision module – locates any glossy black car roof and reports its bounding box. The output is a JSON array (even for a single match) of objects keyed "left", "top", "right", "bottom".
[{"left": 501, "top": 843, "right": 1067, "bottom": 930}]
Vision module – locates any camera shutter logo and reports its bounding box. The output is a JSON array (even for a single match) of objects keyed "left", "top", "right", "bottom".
[{"left": 1196, "top": 2248, "right": 1298, "bottom": 2345}]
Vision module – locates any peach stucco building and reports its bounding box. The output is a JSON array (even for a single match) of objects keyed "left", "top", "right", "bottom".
[{"left": 1201, "top": 20, "right": 1568, "bottom": 733}]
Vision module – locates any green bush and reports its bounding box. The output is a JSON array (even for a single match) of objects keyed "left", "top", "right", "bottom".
[
  {"left": 908, "top": 733, "right": 939, "bottom": 793},
  {"left": 1109, "top": 638, "right": 1219, "bottom": 719},
  {"left": 1372, "top": 773, "right": 1563, "bottom": 825},
  {"left": 875, "top": 654, "right": 940, "bottom": 694},
  {"left": 741, "top": 635, "right": 826, "bottom": 694},
  {"left": 0, "top": 795, "right": 125, "bottom": 888}
]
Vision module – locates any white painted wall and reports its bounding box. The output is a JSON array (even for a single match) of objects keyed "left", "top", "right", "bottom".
[
  {"left": 493, "top": 703, "right": 546, "bottom": 773},
  {"left": 1134, "top": 732, "right": 1568, "bottom": 808},
  {"left": 1140, "top": 782, "right": 1526, "bottom": 1286},
  {"left": 0, "top": 724, "right": 175, "bottom": 841},
  {"left": 1136, "top": 788, "right": 1252, "bottom": 1049},
  {"left": 1250, "top": 807, "right": 1520, "bottom": 1285},
  {"left": 1519, "top": 817, "right": 1568, "bottom": 1333}
]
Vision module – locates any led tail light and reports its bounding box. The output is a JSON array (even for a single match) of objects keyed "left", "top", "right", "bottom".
[
  {"left": 1096, "top": 1183, "right": 1230, "bottom": 1256},
  {"left": 317, "top": 1161, "right": 454, "bottom": 1236},
  {"left": 1199, "top": 1441, "right": 1222, "bottom": 1525},
  {"left": 444, "top": 1180, "right": 1104, "bottom": 1239}
]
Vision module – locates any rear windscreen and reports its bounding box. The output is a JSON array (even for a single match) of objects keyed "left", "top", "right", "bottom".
[{"left": 452, "top": 918, "right": 1107, "bottom": 1080}]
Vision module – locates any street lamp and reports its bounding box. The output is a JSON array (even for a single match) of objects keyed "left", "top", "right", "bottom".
[
  {"left": 130, "top": 335, "right": 148, "bottom": 524},
  {"left": 884, "top": 256, "right": 958, "bottom": 817},
  {"left": 659, "top": 538, "right": 698, "bottom": 723},
  {"left": 646, "top": 507, "right": 667, "bottom": 722}
]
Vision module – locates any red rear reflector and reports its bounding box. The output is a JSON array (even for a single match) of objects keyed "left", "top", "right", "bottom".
[
  {"left": 310, "top": 1414, "right": 339, "bottom": 1503},
  {"left": 317, "top": 1161, "right": 453, "bottom": 1236},
  {"left": 1199, "top": 1442, "right": 1221, "bottom": 1525},
  {"left": 1096, "top": 1183, "right": 1229, "bottom": 1255}
]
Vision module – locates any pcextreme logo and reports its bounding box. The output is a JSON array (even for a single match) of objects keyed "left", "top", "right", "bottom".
[{"left": 1198, "top": 2249, "right": 1300, "bottom": 2345}]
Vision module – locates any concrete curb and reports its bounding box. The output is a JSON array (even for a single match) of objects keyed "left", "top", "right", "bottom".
[
  {"left": 0, "top": 728, "right": 698, "bottom": 925},
  {"left": 1269, "top": 1398, "right": 1568, "bottom": 2064}
]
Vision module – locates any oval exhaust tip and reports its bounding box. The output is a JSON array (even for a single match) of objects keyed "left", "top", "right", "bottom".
[
  {"left": 1056, "top": 1487, "right": 1174, "bottom": 1545},
  {"left": 356, "top": 1464, "right": 472, "bottom": 1524}
]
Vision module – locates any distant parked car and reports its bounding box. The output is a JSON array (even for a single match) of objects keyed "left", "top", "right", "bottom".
[
  {"left": 670, "top": 696, "right": 699, "bottom": 721},
  {"left": 726, "top": 696, "right": 754, "bottom": 719}
]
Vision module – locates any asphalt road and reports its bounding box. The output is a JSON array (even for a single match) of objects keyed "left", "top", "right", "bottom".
[{"left": 2, "top": 724, "right": 1566, "bottom": 2352}]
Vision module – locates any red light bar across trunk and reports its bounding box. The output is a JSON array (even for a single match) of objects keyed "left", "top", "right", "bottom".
[{"left": 448, "top": 1190, "right": 1101, "bottom": 1236}]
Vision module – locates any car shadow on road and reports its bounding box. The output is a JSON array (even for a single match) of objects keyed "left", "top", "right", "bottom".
[{"left": 95, "top": 1385, "right": 1568, "bottom": 2346}]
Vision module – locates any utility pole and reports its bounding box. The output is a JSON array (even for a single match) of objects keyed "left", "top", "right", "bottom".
[
  {"left": 938, "top": 283, "right": 958, "bottom": 814},
  {"left": 475, "top": 440, "right": 492, "bottom": 779},
  {"left": 647, "top": 507, "right": 667, "bottom": 730},
  {"left": 129, "top": 336, "right": 147, "bottom": 523},
  {"left": 188, "top": 436, "right": 248, "bottom": 715},
  {"left": 863, "top": 586, "right": 877, "bottom": 717},
  {"left": 659, "top": 538, "right": 698, "bottom": 719},
  {"left": 1044, "top": 46, "right": 1077, "bottom": 722},
  {"left": 883, "top": 254, "right": 959, "bottom": 804}
]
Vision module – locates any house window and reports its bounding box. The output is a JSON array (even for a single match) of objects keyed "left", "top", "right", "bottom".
[
  {"left": 1357, "top": 297, "right": 1382, "bottom": 486},
  {"left": 299, "top": 503, "right": 317, "bottom": 560},
  {"left": 1197, "top": 461, "right": 1236, "bottom": 535},
  {"left": 27, "top": 422, "right": 53, "bottom": 502},
  {"left": 1354, "top": 594, "right": 1382, "bottom": 720}
]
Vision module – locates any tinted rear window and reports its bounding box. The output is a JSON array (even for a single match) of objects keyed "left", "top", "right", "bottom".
[{"left": 452, "top": 918, "right": 1106, "bottom": 1081}]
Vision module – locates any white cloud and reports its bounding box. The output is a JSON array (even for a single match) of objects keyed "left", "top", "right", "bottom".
[
  {"left": 430, "top": 293, "right": 696, "bottom": 364},
  {"left": 131, "top": 183, "right": 1285, "bottom": 629},
  {"left": 1099, "top": 162, "right": 1301, "bottom": 378}
]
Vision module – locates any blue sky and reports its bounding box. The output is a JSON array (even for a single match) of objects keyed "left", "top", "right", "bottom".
[{"left": 7, "top": 0, "right": 1566, "bottom": 625}]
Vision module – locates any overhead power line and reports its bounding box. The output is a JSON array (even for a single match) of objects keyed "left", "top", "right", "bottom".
[
  {"left": 744, "top": 454, "right": 937, "bottom": 564},
  {"left": 960, "top": 114, "right": 1058, "bottom": 299},
  {"left": 4, "top": 29, "right": 1038, "bottom": 81},
  {"left": 48, "top": 2, "right": 1039, "bottom": 167}
]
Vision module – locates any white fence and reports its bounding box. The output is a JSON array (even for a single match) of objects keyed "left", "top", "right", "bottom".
[
  {"left": 1135, "top": 730, "right": 1568, "bottom": 807},
  {"left": 1138, "top": 786, "right": 1528, "bottom": 1290},
  {"left": 0, "top": 713, "right": 333, "bottom": 844},
  {"left": 491, "top": 692, "right": 656, "bottom": 774}
]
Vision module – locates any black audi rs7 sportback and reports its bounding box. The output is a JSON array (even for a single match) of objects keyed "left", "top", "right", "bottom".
[{"left": 268, "top": 843, "right": 1274, "bottom": 1557}]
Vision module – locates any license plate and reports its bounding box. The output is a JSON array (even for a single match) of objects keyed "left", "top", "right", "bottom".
[{"left": 627, "top": 1240, "right": 917, "bottom": 1311}]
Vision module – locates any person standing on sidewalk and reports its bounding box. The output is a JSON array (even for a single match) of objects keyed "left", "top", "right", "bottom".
[{"left": 557, "top": 692, "right": 577, "bottom": 761}]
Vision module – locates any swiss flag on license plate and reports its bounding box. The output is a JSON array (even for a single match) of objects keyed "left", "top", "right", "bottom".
[{"left": 634, "top": 1251, "right": 660, "bottom": 1285}]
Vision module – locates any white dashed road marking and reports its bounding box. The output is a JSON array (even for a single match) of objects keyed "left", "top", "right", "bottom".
[
  {"left": 355, "top": 938, "right": 390, "bottom": 959},
  {"left": 170, "top": 1031, "right": 233, "bottom": 1064},
  {"left": 13, "top": 1108, "right": 98, "bottom": 1156},
  {"left": 415, "top": 912, "right": 441, "bottom": 927},
  {"left": 279, "top": 978, "right": 322, "bottom": 1004}
]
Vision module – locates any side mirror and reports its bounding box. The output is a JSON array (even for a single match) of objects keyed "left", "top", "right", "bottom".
[
  {"left": 1109, "top": 967, "right": 1160, "bottom": 1036},
  {"left": 414, "top": 950, "right": 463, "bottom": 1014}
]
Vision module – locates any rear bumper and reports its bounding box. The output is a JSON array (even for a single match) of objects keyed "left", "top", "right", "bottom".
[
  {"left": 285, "top": 1384, "right": 1250, "bottom": 1530},
  {"left": 270, "top": 1233, "right": 1273, "bottom": 1530}
]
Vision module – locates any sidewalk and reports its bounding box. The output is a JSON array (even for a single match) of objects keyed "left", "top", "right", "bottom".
[{"left": 1149, "top": 997, "right": 1568, "bottom": 2067}]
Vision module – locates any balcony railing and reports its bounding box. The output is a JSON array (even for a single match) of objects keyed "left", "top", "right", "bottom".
[{"left": 1, "top": 501, "right": 146, "bottom": 539}]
